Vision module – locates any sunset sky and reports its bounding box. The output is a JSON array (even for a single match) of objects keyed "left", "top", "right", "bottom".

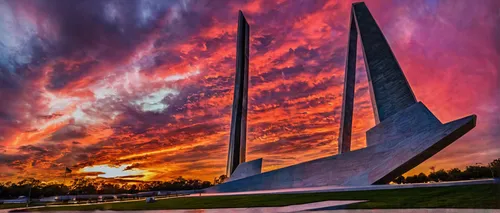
[{"left": 0, "top": 0, "right": 498, "bottom": 183}]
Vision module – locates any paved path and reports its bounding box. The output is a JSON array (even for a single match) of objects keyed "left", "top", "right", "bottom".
[
  {"left": 4, "top": 207, "right": 500, "bottom": 213},
  {"left": 318, "top": 210, "right": 500, "bottom": 213},
  {"left": 0, "top": 196, "right": 182, "bottom": 213},
  {"left": 1, "top": 200, "right": 366, "bottom": 212}
]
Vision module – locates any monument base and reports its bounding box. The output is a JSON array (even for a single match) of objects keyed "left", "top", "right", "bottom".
[
  {"left": 207, "top": 102, "right": 476, "bottom": 193},
  {"left": 226, "top": 158, "right": 263, "bottom": 182}
]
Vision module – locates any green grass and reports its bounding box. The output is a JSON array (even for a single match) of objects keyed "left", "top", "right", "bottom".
[
  {"left": 0, "top": 203, "right": 26, "bottom": 209},
  {"left": 26, "top": 184, "right": 500, "bottom": 211}
]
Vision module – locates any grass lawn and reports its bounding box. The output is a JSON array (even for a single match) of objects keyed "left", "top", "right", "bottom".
[
  {"left": 26, "top": 184, "right": 500, "bottom": 211},
  {"left": 0, "top": 203, "right": 26, "bottom": 209}
]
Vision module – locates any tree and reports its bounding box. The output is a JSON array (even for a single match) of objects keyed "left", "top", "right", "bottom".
[
  {"left": 392, "top": 158, "right": 500, "bottom": 184},
  {"left": 201, "top": 181, "right": 212, "bottom": 188},
  {"left": 128, "top": 184, "right": 138, "bottom": 194},
  {"left": 405, "top": 175, "right": 418, "bottom": 183},
  {"left": 448, "top": 168, "right": 463, "bottom": 180},
  {"left": 393, "top": 176, "right": 405, "bottom": 184},
  {"left": 435, "top": 169, "right": 450, "bottom": 182},
  {"left": 463, "top": 165, "right": 491, "bottom": 180},
  {"left": 489, "top": 158, "right": 500, "bottom": 178},
  {"left": 41, "top": 183, "right": 68, "bottom": 197},
  {"left": 417, "top": 173, "right": 429, "bottom": 183},
  {"left": 70, "top": 178, "right": 96, "bottom": 195},
  {"left": 214, "top": 175, "right": 227, "bottom": 185},
  {"left": 96, "top": 181, "right": 121, "bottom": 194},
  {"left": 0, "top": 176, "right": 214, "bottom": 199},
  {"left": 428, "top": 171, "right": 439, "bottom": 182}
]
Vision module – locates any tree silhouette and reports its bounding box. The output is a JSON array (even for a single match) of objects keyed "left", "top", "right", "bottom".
[
  {"left": 1, "top": 158, "right": 499, "bottom": 197},
  {"left": 390, "top": 158, "right": 500, "bottom": 184},
  {"left": 489, "top": 159, "right": 500, "bottom": 177},
  {"left": 394, "top": 176, "right": 405, "bottom": 184},
  {"left": 214, "top": 175, "right": 228, "bottom": 185}
]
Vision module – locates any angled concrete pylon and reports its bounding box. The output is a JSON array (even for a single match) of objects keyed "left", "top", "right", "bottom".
[
  {"left": 353, "top": 2, "right": 417, "bottom": 124},
  {"left": 209, "top": 2, "right": 476, "bottom": 193},
  {"left": 226, "top": 10, "right": 250, "bottom": 176},
  {"left": 339, "top": 2, "right": 417, "bottom": 153}
]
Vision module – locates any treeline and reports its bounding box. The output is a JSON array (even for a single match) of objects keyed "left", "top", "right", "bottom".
[
  {"left": 394, "top": 158, "right": 500, "bottom": 184},
  {"left": 1, "top": 158, "right": 498, "bottom": 199},
  {"left": 0, "top": 175, "right": 226, "bottom": 199}
]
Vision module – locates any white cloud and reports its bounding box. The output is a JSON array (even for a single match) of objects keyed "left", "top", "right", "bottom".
[
  {"left": 81, "top": 164, "right": 143, "bottom": 179},
  {"left": 45, "top": 93, "right": 79, "bottom": 114},
  {"left": 93, "top": 86, "right": 118, "bottom": 100},
  {"left": 71, "top": 104, "right": 94, "bottom": 124},
  {"left": 133, "top": 88, "right": 179, "bottom": 112},
  {"left": 164, "top": 69, "right": 200, "bottom": 82},
  {"left": 104, "top": 2, "right": 120, "bottom": 23}
]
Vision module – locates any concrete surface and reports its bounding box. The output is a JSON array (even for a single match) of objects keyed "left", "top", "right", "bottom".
[
  {"left": 338, "top": 10, "right": 358, "bottom": 154},
  {"left": 365, "top": 101, "right": 441, "bottom": 147},
  {"left": 1, "top": 200, "right": 366, "bottom": 213},
  {"left": 201, "top": 179, "right": 498, "bottom": 197},
  {"left": 353, "top": 2, "right": 417, "bottom": 123},
  {"left": 226, "top": 10, "right": 250, "bottom": 176},
  {"left": 207, "top": 103, "right": 476, "bottom": 192},
  {"left": 226, "top": 158, "right": 262, "bottom": 182}
]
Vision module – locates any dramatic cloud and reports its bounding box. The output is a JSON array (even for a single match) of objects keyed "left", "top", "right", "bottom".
[{"left": 0, "top": 0, "right": 498, "bottom": 183}]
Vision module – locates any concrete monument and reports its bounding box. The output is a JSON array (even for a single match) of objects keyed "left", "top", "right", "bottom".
[
  {"left": 215, "top": 2, "right": 476, "bottom": 192},
  {"left": 226, "top": 11, "right": 250, "bottom": 176}
]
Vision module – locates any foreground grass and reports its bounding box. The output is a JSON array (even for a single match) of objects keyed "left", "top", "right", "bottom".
[
  {"left": 27, "top": 184, "right": 500, "bottom": 211},
  {"left": 0, "top": 203, "right": 25, "bottom": 209}
]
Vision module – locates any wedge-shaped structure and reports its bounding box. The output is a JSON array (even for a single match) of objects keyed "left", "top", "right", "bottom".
[
  {"left": 226, "top": 158, "right": 263, "bottom": 182},
  {"left": 212, "top": 2, "right": 476, "bottom": 193},
  {"left": 210, "top": 103, "right": 475, "bottom": 192}
]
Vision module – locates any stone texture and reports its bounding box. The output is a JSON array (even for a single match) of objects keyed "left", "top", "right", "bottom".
[
  {"left": 353, "top": 2, "right": 417, "bottom": 123},
  {"left": 226, "top": 158, "right": 262, "bottom": 182},
  {"left": 366, "top": 102, "right": 441, "bottom": 147},
  {"left": 338, "top": 12, "right": 358, "bottom": 154},
  {"left": 227, "top": 11, "right": 250, "bottom": 176},
  {"left": 207, "top": 103, "right": 476, "bottom": 192}
]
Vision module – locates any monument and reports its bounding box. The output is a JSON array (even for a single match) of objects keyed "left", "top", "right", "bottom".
[
  {"left": 226, "top": 11, "right": 250, "bottom": 176},
  {"left": 339, "top": 2, "right": 417, "bottom": 153},
  {"left": 213, "top": 2, "right": 476, "bottom": 192}
]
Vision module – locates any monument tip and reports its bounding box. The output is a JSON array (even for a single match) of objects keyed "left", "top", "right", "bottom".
[
  {"left": 238, "top": 10, "right": 247, "bottom": 20},
  {"left": 352, "top": 2, "right": 365, "bottom": 6}
]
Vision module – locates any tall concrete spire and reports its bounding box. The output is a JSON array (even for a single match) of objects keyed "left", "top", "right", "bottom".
[
  {"left": 338, "top": 12, "right": 358, "bottom": 154},
  {"left": 227, "top": 11, "right": 250, "bottom": 176}
]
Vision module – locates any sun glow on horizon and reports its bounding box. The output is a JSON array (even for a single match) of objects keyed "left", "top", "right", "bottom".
[{"left": 81, "top": 164, "right": 146, "bottom": 179}]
